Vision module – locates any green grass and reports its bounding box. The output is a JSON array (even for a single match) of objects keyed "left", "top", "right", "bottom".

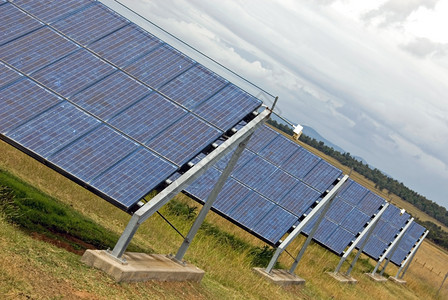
[{"left": 0, "top": 169, "right": 146, "bottom": 253}]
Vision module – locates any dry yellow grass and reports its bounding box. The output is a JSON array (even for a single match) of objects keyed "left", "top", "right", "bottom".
[{"left": 1, "top": 138, "right": 448, "bottom": 299}]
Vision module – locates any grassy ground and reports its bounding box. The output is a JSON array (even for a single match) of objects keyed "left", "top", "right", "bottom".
[{"left": 1, "top": 139, "right": 448, "bottom": 299}]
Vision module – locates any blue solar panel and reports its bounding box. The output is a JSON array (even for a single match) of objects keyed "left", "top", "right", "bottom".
[
  {"left": 390, "top": 222, "right": 426, "bottom": 265},
  {"left": 0, "top": 62, "right": 22, "bottom": 87},
  {"left": 252, "top": 206, "right": 297, "bottom": 244},
  {"left": 246, "top": 124, "right": 278, "bottom": 153},
  {"left": 71, "top": 71, "right": 152, "bottom": 121},
  {"left": 311, "top": 218, "right": 338, "bottom": 242},
  {"left": 12, "top": 0, "right": 92, "bottom": 24},
  {"left": 363, "top": 236, "right": 388, "bottom": 260},
  {"left": 228, "top": 192, "right": 275, "bottom": 230},
  {"left": 52, "top": 3, "right": 128, "bottom": 46},
  {"left": 0, "top": 3, "right": 42, "bottom": 46},
  {"left": 325, "top": 200, "right": 354, "bottom": 225},
  {"left": 256, "top": 169, "right": 299, "bottom": 203},
  {"left": 1, "top": 27, "right": 79, "bottom": 74},
  {"left": 89, "top": 23, "right": 162, "bottom": 68},
  {"left": 90, "top": 148, "right": 177, "bottom": 208},
  {"left": 231, "top": 155, "right": 278, "bottom": 190},
  {"left": 214, "top": 149, "right": 256, "bottom": 172},
  {"left": 357, "top": 191, "right": 385, "bottom": 216},
  {"left": 258, "top": 134, "right": 300, "bottom": 166},
  {"left": 160, "top": 64, "right": 228, "bottom": 109},
  {"left": 280, "top": 147, "right": 321, "bottom": 180},
  {"left": 337, "top": 179, "right": 369, "bottom": 206},
  {"left": 193, "top": 85, "right": 262, "bottom": 131},
  {"left": 146, "top": 114, "right": 222, "bottom": 166},
  {"left": 340, "top": 208, "right": 371, "bottom": 235},
  {"left": 324, "top": 227, "right": 356, "bottom": 254},
  {"left": 278, "top": 182, "right": 321, "bottom": 216},
  {"left": 0, "top": 79, "right": 62, "bottom": 134},
  {"left": 7, "top": 102, "right": 100, "bottom": 157},
  {"left": 184, "top": 167, "right": 221, "bottom": 201},
  {"left": 124, "top": 44, "right": 196, "bottom": 89},
  {"left": 302, "top": 160, "right": 342, "bottom": 192},
  {"left": 32, "top": 49, "right": 116, "bottom": 97}
]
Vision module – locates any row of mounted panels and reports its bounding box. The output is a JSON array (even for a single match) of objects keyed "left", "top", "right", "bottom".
[
  {"left": 0, "top": 0, "right": 262, "bottom": 210},
  {"left": 181, "top": 124, "right": 426, "bottom": 266}
]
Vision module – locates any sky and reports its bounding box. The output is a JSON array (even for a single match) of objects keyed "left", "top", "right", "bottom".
[{"left": 109, "top": 0, "right": 448, "bottom": 209}]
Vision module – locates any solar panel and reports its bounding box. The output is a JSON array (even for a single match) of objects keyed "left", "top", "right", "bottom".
[
  {"left": 258, "top": 134, "right": 299, "bottom": 166},
  {"left": 360, "top": 204, "right": 411, "bottom": 260},
  {"left": 231, "top": 155, "right": 278, "bottom": 190},
  {"left": 1, "top": 27, "right": 79, "bottom": 74},
  {"left": 390, "top": 222, "right": 426, "bottom": 266},
  {"left": 280, "top": 147, "right": 321, "bottom": 180},
  {"left": 1, "top": 0, "right": 262, "bottom": 212}
]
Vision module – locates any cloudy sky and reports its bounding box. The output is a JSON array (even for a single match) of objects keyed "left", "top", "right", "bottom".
[{"left": 107, "top": 0, "right": 448, "bottom": 209}]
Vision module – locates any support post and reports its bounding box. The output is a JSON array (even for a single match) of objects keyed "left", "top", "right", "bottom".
[
  {"left": 264, "top": 175, "right": 349, "bottom": 274},
  {"left": 109, "top": 108, "right": 271, "bottom": 260},
  {"left": 396, "top": 230, "right": 428, "bottom": 279},
  {"left": 174, "top": 134, "right": 253, "bottom": 261},
  {"left": 371, "top": 218, "right": 414, "bottom": 276},
  {"left": 333, "top": 203, "right": 389, "bottom": 275}
]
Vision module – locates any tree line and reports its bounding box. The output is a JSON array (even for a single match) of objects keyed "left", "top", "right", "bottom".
[{"left": 267, "top": 119, "right": 448, "bottom": 249}]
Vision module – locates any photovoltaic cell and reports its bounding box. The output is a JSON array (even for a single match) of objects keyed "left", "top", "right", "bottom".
[
  {"left": 7, "top": 102, "right": 100, "bottom": 157},
  {"left": 311, "top": 218, "right": 338, "bottom": 243},
  {"left": 0, "top": 3, "right": 42, "bottom": 45},
  {"left": 0, "top": 62, "right": 22, "bottom": 87},
  {"left": 160, "top": 64, "right": 228, "bottom": 109},
  {"left": 125, "top": 44, "right": 195, "bottom": 89},
  {"left": 0, "top": 79, "right": 62, "bottom": 133},
  {"left": 71, "top": 71, "right": 152, "bottom": 121},
  {"left": 337, "top": 179, "right": 369, "bottom": 206},
  {"left": 229, "top": 192, "right": 275, "bottom": 230},
  {"left": 302, "top": 160, "right": 342, "bottom": 192},
  {"left": 280, "top": 147, "right": 321, "bottom": 180},
  {"left": 256, "top": 169, "right": 299, "bottom": 202},
  {"left": 11, "top": 0, "right": 92, "bottom": 24},
  {"left": 246, "top": 124, "right": 278, "bottom": 153},
  {"left": 52, "top": 3, "right": 128, "bottom": 46},
  {"left": 90, "top": 148, "right": 177, "bottom": 208},
  {"left": 1, "top": 27, "right": 79, "bottom": 74},
  {"left": 325, "top": 200, "right": 353, "bottom": 225},
  {"left": 258, "top": 134, "right": 299, "bottom": 166},
  {"left": 89, "top": 23, "right": 162, "bottom": 68},
  {"left": 146, "top": 114, "right": 222, "bottom": 166},
  {"left": 390, "top": 222, "right": 426, "bottom": 266},
  {"left": 213, "top": 148, "right": 256, "bottom": 172},
  {"left": 252, "top": 206, "right": 297, "bottom": 244},
  {"left": 193, "top": 85, "right": 262, "bottom": 131},
  {"left": 32, "top": 49, "right": 115, "bottom": 97},
  {"left": 324, "top": 227, "right": 355, "bottom": 254},
  {"left": 340, "top": 208, "right": 371, "bottom": 235},
  {"left": 278, "top": 182, "right": 321, "bottom": 216},
  {"left": 357, "top": 191, "right": 385, "bottom": 216},
  {"left": 231, "top": 155, "right": 277, "bottom": 191}
]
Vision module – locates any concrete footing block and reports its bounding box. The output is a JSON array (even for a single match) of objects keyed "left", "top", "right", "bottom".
[
  {"left": 81, "top": 250, "right": 205, "bottom": 283},
  {"left": 389, "top": 276, "right": 406, "bottom": 284},
  {"left": 326, "top": 272, "right": 357, "bottom": 284},
  {"left": 364, "top": 273, "right": 388, "bottom": 282},
  {"left": 252, "top": 268, "right": 305, "bottom": 286}
]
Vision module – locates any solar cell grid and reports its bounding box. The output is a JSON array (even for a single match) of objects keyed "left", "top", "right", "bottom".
[
  {"left": 377, "top": 223, "right": 399, "bottom": 244},
  {"left": 256, "top": 169, "right": 299, "bottom": 203},
  {"left": 7, "top": 102, "right": 100, "bottom": 158},
  {"left": 31, "top": 49, "right": 116, "bottom": 97},
  {"left": 251, "top": 206, "right": 297, "bottom": 244},
  {"left": 52, "top": 3, "right": 128, "bottom": 46},
  {"left": 0, "top": 79, "right": 62, "bottom": 133},
  {"left": 124, "top": 44, "right": 195, "bottom": 89},
  {"left": 11, "top": 0, "right": 92, "bottom": 24},
  {"left": 364, "top": 237, "right": 388, "bottom": 259},
  {"left": 325, "top": 199, "right": 354, "bottom": 225},
  {"left": 71, "top": 71, "right": 153, "bottom": 121},
  {"left": 1, "top": 27, "right": 79, "bottom": 74},
  {"left": 89, "top": 23, "right": 162, "bottom": 68},
  {"left": 145, "top": 113, "right": 222, "bottom": 166},
  {"left": 184, "top": 167, "right": 221, "bottom": 201},
  {"left": 193, "top": 84, "right": 262, "bottom": 131},
  {"left": 278, "top": 182, "right": 321, "bottom": 217},
  {"left": 337, "top": 179, "right": 369, "bottom": 206},
  {"left": 0, "top": 3, "right": 42, "bottom": 45},
  {"left": 0, "top": 62, "right": 22, "bottom": 87},
  {"left": 160, "top": 64, "right": 228, "bottom": 109},
  {"left": 258, "top": 134, "right": 300, "bottom": 166},
  {"left": 280, "top": 146, "right": 321, "bottom": 180},
  {"left": 90, "top": 148, "right": 177, "bottom": 208},
  {"left": 214, "top": 148, "right": 256, "bottom": 172},
  {"left": 310, "top": 218, "right": 338, "bottom": 242},
  {"left": 302, "top": 160, "right": 342, "bottom": 192},
  {"left": 246, "top": 124, "right": 278, "bottom": 153},
  {"left": 49, "top": 125, "right": 139, "bottom": 182},
  {"left": 324, "top": 227, "right": 355, "bottom": 254},
  {"left": 209, "top": 178, "right": 252, "bottom": 214},
  {"left": 340, "top": 208, "right": 371, "bottom": 234},
  {"left": 231, "top": 155, "right": 277, "bottom": 191},
  {"left": 228, "top": 191, "right": 275, "bottom": 230},
  {"left": 357, "top": 191, "right": 385, "bottom": 216}
]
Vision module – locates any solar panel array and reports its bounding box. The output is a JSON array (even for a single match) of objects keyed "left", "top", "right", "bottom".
[
  {"left": 0, "top": 0, "right": 262, "bottom": 211},
  {"left": 180, "top": 124, "right": 343, "bottom": 245},
  {"left": 359, "top": 204, "right": 411, "bottom": 260},
  {"left": 302, "top": 179, "right": 386, "bottom": 255},
  {"left": 390, "top": 222, "right": 426, "bottom": 266}
]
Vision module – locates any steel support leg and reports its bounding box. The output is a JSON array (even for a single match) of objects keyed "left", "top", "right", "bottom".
[
  {"left": 396, "top": 230, "right": 428, "bottom": 279},
  {"left": 174, "top": 134, "right": 252, "bottom": 261}
]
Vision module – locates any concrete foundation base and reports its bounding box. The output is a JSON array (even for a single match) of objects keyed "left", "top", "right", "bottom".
[
  {"left": 389, "top": 276, "right": 407, "bottom": 284},
  {"left": 326, "top": 272, "right": 357, "bottom": 284},
  {"left": 252, "top": 268, "right": 305, "bottom": 286},
  {"left": 81, "top": 250, "right": 205, "bottom": 283},
  {"left": 364, "top": 273, "right": 388, "bottom": 282}
]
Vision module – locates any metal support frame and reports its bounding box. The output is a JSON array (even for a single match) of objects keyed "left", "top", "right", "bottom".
[
  {"left": 109, "top": 108, "right": 271, "bottom": 259},
  {"left": 265, "top": 175, "right": 349, "bottom": 274},
  {"left": 395, "top": 230, "right": 429, "bottom": 279},
  {"left": 333, "top": 203, "right": 390, "bottom": 275},
  {"left": 371, "top": 218, "right": 414, "bottom": 276},
  {"left": 174, "top": 133, "right": 253, "bottom": 261}
]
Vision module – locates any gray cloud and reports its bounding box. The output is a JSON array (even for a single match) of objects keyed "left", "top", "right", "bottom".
[
  {"left": 401, "top": 37, "right": 448, "bottom": 58},
  {"left": 363, "top": 0, "right": 439, "bottom": 26}
]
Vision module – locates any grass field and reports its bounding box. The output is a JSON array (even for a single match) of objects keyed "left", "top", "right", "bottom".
[{"left": 1, "top": 138, "right": 448, "bottom": 299}]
